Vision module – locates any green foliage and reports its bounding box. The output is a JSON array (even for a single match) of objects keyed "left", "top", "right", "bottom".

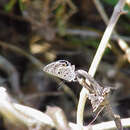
[
  {"left": 124, "top": 5, "right": 130, "bottom": 17},
  {"left": 54, "top": 5, "right": 66, "bottom": 36},
  {"left": 4, "top": 0, "right": 16, "bottom": 12},
  {"left": 103, "top": 0, "right": 118, "bottom": 6},
  {"left": 18, "top": 0, "right": 25, "bottom": 11},
  {"left": 4, "top": 0, "right": 25, "bottom": 12}
]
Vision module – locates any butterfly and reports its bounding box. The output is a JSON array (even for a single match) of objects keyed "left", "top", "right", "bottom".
[
  {"left": 43, "top": 60, "right": 76, "bottom": 82},
  {"left": 43, "top": 60, "right": 110, "bottom": 112}
]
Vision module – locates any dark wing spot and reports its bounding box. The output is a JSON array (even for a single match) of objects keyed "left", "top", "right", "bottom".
[{"left": 58, "top": 60, "right": 70, "bottom": 66}]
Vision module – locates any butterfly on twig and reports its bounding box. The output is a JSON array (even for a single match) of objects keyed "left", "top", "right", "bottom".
[{"left": 43, "top": 60, "right": 110, "bottom": 112}]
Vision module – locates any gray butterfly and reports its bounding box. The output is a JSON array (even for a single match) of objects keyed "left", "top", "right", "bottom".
[{"left": 43, "top": 60, "right": 76, "bottom": 82}]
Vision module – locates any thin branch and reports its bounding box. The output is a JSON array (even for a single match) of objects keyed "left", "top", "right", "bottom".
[
  {"left": 63, "top": 28, "right": 130, "bottom": 42},
  {"left": 89, "top": 0, "right": 126, "bottom": 76},
  {"left": 0, "top": 55, "right": 22, "bottom": 95},
  {"left": 0, "top": 41, "right": 43, "bottom": 69},
  {"left": 69, "top": 117, "right": 130, "bottom": 130},
  {"left": 106, "top": 103, "right": 123, "bottom": 130},
  {"left": 77, "top": 0, "right": 126, "bottom": 127},
  {"left": 46, "top": 106, "right": 71, "bottom": 130},
  {"left": 0, "top": 87, "right": 50, "bottom": 129},
  {"left": 93, "top": 0, "right": 130, "bottom": 63}
]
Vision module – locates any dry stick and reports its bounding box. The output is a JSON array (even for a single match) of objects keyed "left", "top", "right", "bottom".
[
  {"left": 1, "top": 86, "right": 130, "bottom": 130},
  {"left": 93, "top": 0, "right": 130, "bottom": 63},
  {"left": 93, "top": 1, "right": 129, "bottom": 129},
  {"left": 93, "top": 0, "right": 110, "bottom": 25},
  {"left": 46, "top": 106, "right": 71, "bottom": 130},
  {"left": 77, "top": 0, "right": 126, "bottom": 129},
  {"left": 106, "top": 103, "right": 123, "bottom": 130},
  {"left": 84, "top": 117, "right": 130, "bottom": 130},
  {"left": 63, "top": 28, "right": 130, "bottom": 42},
  {"left": 93, "top": 0, "right": 125, "bottom": 125},
  {"left": 0, "top": 55, "right": 21, "bottom": 95},
  {"left": 0, "top": 41, "right": 43, "bottom": 69},
  {"left": 0, "top": 86, "right": 130, "bottom": 130}
]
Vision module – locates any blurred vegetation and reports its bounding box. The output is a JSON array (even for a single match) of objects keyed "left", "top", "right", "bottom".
[{"left": 0, "top": 0, "right": 129, "bottom": 129}]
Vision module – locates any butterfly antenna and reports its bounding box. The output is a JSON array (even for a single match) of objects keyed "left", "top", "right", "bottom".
[{"left": 87, "top": 106, "right": 105, "bottom": 126}]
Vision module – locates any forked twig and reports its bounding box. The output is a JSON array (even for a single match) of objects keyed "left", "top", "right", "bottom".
[
  {"left": 77, "top": 0, "right": 126, "bottom": 129},
  {"left": 43, "top": 60, "right": 111, "bottom": 128}
]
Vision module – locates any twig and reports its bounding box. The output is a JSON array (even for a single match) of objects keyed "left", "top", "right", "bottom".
[
  {"left": 0, "top": 87, "right": 52, "bottom": 129},
  {"left": 70, "top": 117, "right": 130, "bottom": 130},
  {"left": 93, "top": 0, "right": 109, "bottom": 25},
  {"left": 0, "top": 86, "right": 130, "bottom": 130},
  {"left": 89, "top": 0, "right": 126, "bottom": 76},
  {"left": 46, "top": 106, "right": 71, "bottom": 130},
  {"left": 90, "top": 117, "right": 130, "bottom": 130},
  {"left": 93, "top": 1, "right": 129, "bottom": 128},
  {"left": 57, "top": 28, "right": 130, "bottom": 42},
  {"left": 0, "top": 41, "right": 43, "bottom": 69},
  {"left": 77, "top": 0, "right": 126, "bottom": 128},
  {"left": 106, "top": 103, "right": 123, "bottom": 130},
  {"left": 93, "top": 0, "right": 130, "bottom": 63},
  {"left": 1, "top": 86, "right": 129, "bottom": 130},
  {"left": 0, "top": 55, "right": 22, "bottom": 96},
  {"left": 117, "top": 39, "right": 130, "bottom": 63}
]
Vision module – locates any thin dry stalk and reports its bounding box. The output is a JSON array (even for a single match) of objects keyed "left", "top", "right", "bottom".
[
  {"left": 0, "top": 55, "right": 21, "bottom": 95},
  {"left": 93, "top": 0, "right": 130, "bottom": 63},
  {"left": 77, "top": 0, "right": 126, "bottom": 129}
]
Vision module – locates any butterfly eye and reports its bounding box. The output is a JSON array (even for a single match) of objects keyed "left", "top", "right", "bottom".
[
  {"left": 58, "top": 60, "right": 70, "bottom": 66},
  {"left": 58, "top": 71, "right": 61, "bottom": 74}
]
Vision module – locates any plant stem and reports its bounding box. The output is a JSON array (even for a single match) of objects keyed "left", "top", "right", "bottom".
[{"left": 76, "top": 0, "right": 126, "bottom": 127}]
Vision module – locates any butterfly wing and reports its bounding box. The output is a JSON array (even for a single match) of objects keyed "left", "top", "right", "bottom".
[
  {"left": 43, "top": 62, "right": 57, "bottom": 75},
  {"left": 88, "top": 94, "right": 104, "bottom": 112},
  {"left": 56, "top": 66, "right": 76, "bottom": 82},
  {"left": 43, "top": 60, "right": 76, "bottom": 82}
]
